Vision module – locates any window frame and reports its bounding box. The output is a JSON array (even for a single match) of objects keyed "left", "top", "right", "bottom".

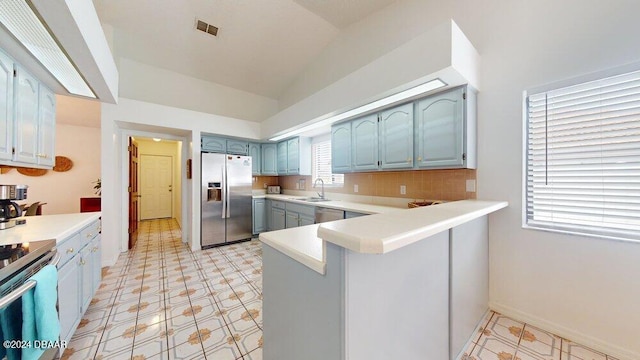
[
  {"left": 522, "top": 63, "right": 640, "bottom": 243},
  {"left": 311, "top": 135, "right": 344, "bottom": 188}
]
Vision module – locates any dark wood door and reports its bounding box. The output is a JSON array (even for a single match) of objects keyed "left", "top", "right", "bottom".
[{"left": 128, "top": 138, "right": 139, "bottom": 249}]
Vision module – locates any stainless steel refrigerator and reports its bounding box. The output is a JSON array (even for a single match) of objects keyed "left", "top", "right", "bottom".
[{"left": 201, "top": 152, "right": 253, "bottom": 248}]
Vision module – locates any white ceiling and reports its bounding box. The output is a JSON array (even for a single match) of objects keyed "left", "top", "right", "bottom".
[{"left": 92, "top": 0, "right": 396, "bottom": 99}]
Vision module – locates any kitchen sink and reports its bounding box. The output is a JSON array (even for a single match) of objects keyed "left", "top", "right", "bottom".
[{"left": 291, "top": 197, "right": 331, "bottom": 203}]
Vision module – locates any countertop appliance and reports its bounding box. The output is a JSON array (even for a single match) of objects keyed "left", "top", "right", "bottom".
[
  {"left": 0, "top": 185, "right": 28, "bottom": 230},
  {"left": 267, "top": 185, "right": 281, "bottom": 194},
  {"left": 315, "top": 207, "right": 345, "bottom": 223},
  {"left": 201, "top": 153, "right": 253, "bottom": 248}
]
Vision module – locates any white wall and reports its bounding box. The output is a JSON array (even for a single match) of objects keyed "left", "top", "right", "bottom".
[
  {"left": 118, "top": 58, "right": 279, "bottom": 122},
  {"left": 0, "top": 123, "right": 100, "bottom": 214},
  {"left": 273, "top": 0, "right": 640, "bottom": 358},
  {"left": 136, "top": 138, "right": 182, "bottom": 227}
]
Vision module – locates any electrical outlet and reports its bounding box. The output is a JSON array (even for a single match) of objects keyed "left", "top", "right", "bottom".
[
  {"left": 466, "top": 179, "right": 476, "bottom": 192},
  {"left": 400, "top": 185, "right": 406, "bottom": 195},
  {"left": 299, "top": 179, "right": 306, "bottom": 190},
  {"left": 263, "top": 183, "right": 267, "bottom": 189},
  {"left": 354, "top": 184, "right": 359, "bottom": 193},
  {"left": 295, "top": 182, "right": 300, "bottom": 189}
]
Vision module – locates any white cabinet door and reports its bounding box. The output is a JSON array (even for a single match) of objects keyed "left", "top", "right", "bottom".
[
  {"left": 58, "top": 257, "right": 81, "bottom": 343},
  {"left": 0, "top": 50, "right": 13, "bottom": 161},
  {"left": 415, "top": 88, "right": 464, "bottom": 168},
  {"left": 80, "top": 245, "right": 93, "bottom": 312},
  {"left": 14, "top": 66, "right": 39, "bottom": 164},
  {"left": 91, "top": 235, "right": 102, "bottom": 295},
  {"left": 37, "top": 86, "right": 56, "bottom": 166}
]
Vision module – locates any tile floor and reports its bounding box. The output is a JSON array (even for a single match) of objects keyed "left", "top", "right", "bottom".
[
  {"left": 62, "top": 218, "right": 263, "bottom": 360},
  {"left": 461, "top": 311, "right": 620, "bottom": 360},
  {"left": 60, "top": 218, "right": 620, "bottom": 360}
]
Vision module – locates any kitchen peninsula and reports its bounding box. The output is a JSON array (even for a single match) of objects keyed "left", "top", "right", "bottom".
[{"left": 259, "top": 200, "right": 507, "bottom": 360}]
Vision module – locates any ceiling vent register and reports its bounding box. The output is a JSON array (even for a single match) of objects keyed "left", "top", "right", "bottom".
[{"left": 196, "top": 19, "right": 218, "bottom": 36}]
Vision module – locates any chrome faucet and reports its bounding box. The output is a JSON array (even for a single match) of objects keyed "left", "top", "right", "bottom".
[{"left": 313, "top": 178, "right": 325, "bottom": 199}]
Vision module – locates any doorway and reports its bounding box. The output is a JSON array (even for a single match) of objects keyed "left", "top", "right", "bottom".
[
  {"left": 140, "top": 154, "right": 173, "bottom": 220},
  {"left": 126, "top": 136, "right": 184, "bottom": 250}
]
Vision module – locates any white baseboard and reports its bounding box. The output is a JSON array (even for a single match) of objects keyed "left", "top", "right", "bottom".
[{"left": 489, "top": 302, "right": 639, "bottom": 360}]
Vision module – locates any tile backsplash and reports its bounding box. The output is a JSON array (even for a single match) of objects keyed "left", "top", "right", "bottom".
[
  {"left": 277, "top": 169, "right": 476, "bottom": 201},
  {"left": 252, "top": 176, "right": 279, "bottom": 190}
]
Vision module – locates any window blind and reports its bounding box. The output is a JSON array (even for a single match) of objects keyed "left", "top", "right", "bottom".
[
  {"left": 312, "top": 140, "right": 344, "bottom": 185},
  {"left": 525, "top": 70, "right": 640, "bottom": 241}
]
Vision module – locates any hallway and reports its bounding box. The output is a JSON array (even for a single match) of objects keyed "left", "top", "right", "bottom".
[{"left": 63, "top": 219, "right": 263, "bottom": 359}]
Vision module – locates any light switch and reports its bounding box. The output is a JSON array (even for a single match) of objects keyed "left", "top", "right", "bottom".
[
  {"left": 466, "top": 179, "right": 476, "bottom": 192},
  {"left": 354, "top": 184, "right": 359, "bottom": 193},
  {"left": 400, "top": 185, "right": 406, "bottom": 195}
]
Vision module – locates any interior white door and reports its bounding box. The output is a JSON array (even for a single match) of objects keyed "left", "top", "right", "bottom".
[{"left": 140, "top": 154, "right": 173, "bottom": 220}]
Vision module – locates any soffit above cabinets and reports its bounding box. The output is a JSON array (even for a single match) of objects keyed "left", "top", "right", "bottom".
[
  {"left": 0, "top": 0, "right": 119, "bottom": 103},
  {"left": 262, "top": 20, "right": 480, "bottom": 140}
]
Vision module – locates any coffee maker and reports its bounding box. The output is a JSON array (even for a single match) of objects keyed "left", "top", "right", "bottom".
[{"left": 0, "top": 185, "right": 28, "bottom": 230}]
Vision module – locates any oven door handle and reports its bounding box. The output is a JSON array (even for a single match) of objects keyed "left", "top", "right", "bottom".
[{"left": 0, "top": 251, "right": 61, "bottom": 311}]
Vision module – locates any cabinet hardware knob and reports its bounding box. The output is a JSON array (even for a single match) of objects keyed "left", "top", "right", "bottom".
[
  {"left": 86, "top": 233, "right": 93, "bottom": 238},
  {"left": 80, "top": 259, "right": 86, "bottom": 265},
  {"left": 66, "top": 248, "right": 74, "bottom": 253},
  {"left": 92, "top": 247, "right": 98, "bottom": 252},
  {"left": 407, "top": 158, "right": 412, "bottom": 163},
  {"left": 417, "top": 157, "right": 422, "bottom": 161}
]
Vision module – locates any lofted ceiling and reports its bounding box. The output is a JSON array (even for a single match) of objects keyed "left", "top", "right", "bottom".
[{"left": 92, "top": 0, "right": 396, "bottom": 100}]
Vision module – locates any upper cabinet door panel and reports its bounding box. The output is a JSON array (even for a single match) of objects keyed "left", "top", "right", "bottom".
[
  {"left": 202, "top": 136, "right": 226, "bottom": 153},
  {"left": 351, "top": 114, "right": 379, "bottom": 171},
  {"left": 0, "top": 50, "right": 13, "bottom": 161},
  {"left": 14, "top": 66, "right": 39, "bottom": 164},
  {"left": 287, "top": 138, "right": 299, "bottom": 174},
  {"left": 331, "top": 122, "right": 351, "bottom": 173},
  {"left": 379, "top": 103, "right": 414, "bottom": 169},
  {"left": 227, "top": 139, "right": 248, "bottom": 155},
  {"left": 249, "top": 143, "right": 261, "bottom": 175},
  {"left": 416, "top": 88, "right": 464, "bottom": 168},
  {"left": 261, "top": 143, "right": 278, "bottom": 175},
  {"left": 38, "top": 86, "right": 56, "bottom": 167},
  {"left": 277, "top": 141, "right": 288, "bottom": 174}
]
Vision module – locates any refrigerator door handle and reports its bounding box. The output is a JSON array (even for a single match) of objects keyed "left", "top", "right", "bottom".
[
  {"left": 221, "top": 164, "right": 227, "bottom": 219},
  {"left": 226, "top": 166, "right": 231, "bottom": 218}
]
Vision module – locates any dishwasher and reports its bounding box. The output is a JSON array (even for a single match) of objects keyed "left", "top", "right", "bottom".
[{"left": 314, "top": 207, "right": 344, "bottom": 223}]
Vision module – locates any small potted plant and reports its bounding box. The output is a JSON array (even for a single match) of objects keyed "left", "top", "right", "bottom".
[{"left": 93, "top": 178, "right": 101, "bottom": 196}]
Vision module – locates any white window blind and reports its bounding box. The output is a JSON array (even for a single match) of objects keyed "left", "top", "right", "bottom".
[
  {"left": 312, "top": 140, "right": 344, "bottom": 185},
  {"left": 525, "top": 70, "right": 640, "bottom": 242}
]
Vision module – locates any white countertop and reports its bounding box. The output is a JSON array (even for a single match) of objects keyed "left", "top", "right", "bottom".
[
  {"left": 254, "top": 194, "right": 401, "bottom": 214},
  {"left": 260, "top": 200, "right": 507, "bottom": 274},
  {"left": 0, "top": 213, "right": 101, "bottom": 246},
  {"left": 318, "top": 200, "right": 508, "bottom": 254},
  {"left": 259, "top": 224, "right": 325, "bottom": 274}
]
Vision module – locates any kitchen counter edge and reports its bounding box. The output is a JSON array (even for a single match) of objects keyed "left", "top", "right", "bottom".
[{"left": 0, "top": 212, "right": 101, "bottom": 245}]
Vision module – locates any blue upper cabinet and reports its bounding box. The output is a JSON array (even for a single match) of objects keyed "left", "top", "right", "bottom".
[
  {"left": 261, "top": 143, "right": 278, "bottom": 175},
  {"left": 227, "top": 139, "right": 248, "bottom": 155},
  {"left": 379, "top": 103, "right": 414, "bottom": 170},
  {"left": 249, "top": 143, "right": 261, "bottom": 175},
  {"left": 202, "top": 136, "right": 226, "bottom": 153},
  {"left": 351, "top": 114, "right": 379, "bottom": 171},
  {"left": 277, "top": 141, "right": 288, "bottom": 174},
  {"left": 14, "top": 66, "right": 39, "bottom": 165},
  {"left": 331, "top": 122, "right": 352, "bottom": 173},
  {"left": 415, "top": 87, "right": 467, "bottom": 168},
  {"left": 277, "top": 137, "right": 311, "bottom": 175},
  {"left": 0, "top": 50, "right": 13, "bottom": 161},
  {"left": 287, "top": 138, "right": 299, "bottom": 174}
]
